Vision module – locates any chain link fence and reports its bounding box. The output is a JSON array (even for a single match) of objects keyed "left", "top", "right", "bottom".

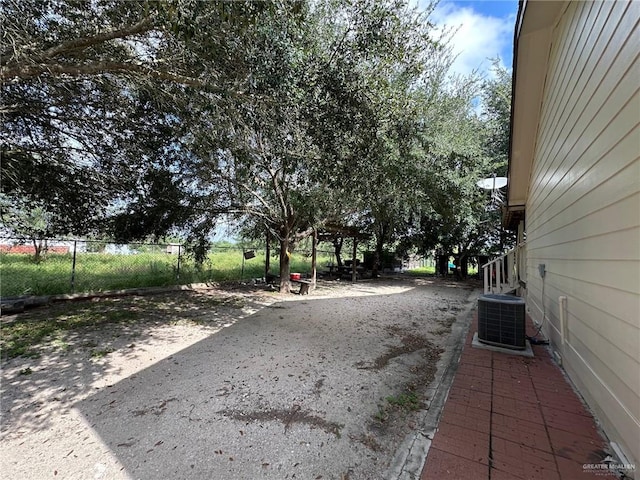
[{"left": 0, "top": 238, "right": 335, "bottom": 297}]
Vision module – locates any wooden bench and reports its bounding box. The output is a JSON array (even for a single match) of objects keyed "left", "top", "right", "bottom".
[{"left": 291, "top": 279, "right": 312, "bottom": 295}]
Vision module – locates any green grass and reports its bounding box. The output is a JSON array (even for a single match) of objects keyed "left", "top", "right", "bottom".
[
  {"left": 0, "top": 291, "right": 248, "bottom": 360},
  {"left": 407, "top": 265, "right": 436, "bottom": 275},
  {"left": 373, "top": 391, "right": 422, "bottom": 423},
  {"left": 90, "top": 347, "right": 115, "bottom": 358},
  {"left": 0, "top": 306, "right": 142, "bottom": 360},
  {"left": 0, "top": 249, "right": 333, "bottom": 297},
  {"left": 385, "top": 392, "right": 420, "bottom": 410},
  {"left": 406, "top": 265, "right": 479, "bottom": 276}
]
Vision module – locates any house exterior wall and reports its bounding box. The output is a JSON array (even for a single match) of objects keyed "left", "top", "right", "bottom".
[{"left": 524, "top": 0, "right": 639, "bottom": 466}]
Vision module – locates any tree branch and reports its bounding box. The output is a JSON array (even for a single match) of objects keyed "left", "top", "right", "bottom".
[
  {"left": 193, "top": 205, "right": 276, "bottom": 224},
  {"left": 294, "top": 227, "right": 314, "bottom": 240},
  {"left": 1, "top": 16, "right": 155, "bottom": 68},
  {"left": 210, "top": 167, "right": 277, "bottom": 219},
  {"left": 39, "top": 17, "right": 155, "bottom": 61},
  {"left": 1, "top": 61, "right": 208, "bottom": 86},
  {"left": 326, "top": 23, "right": 353, "bottom": 70}
]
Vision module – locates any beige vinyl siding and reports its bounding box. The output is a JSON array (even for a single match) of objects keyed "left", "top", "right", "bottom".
[{"left": 524, "top": 0, "right": 640, "bottom": 467}]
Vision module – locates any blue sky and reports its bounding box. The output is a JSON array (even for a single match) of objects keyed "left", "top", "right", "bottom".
[{"left": 420, "top": 0, "right": 519, "bottom": 77}]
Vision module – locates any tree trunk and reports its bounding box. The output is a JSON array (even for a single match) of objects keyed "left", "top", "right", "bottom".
[
  {"left": 351, "top": 239, "right": 357, "bottom": 282},
  {"left": 372, "top": 224, "right": 386, "bottom": 278},
  {"left": 437, "top": 252, "right": 448, "bottom": 276},
  {"left": 333, "top": 238, "right": 343, "bottom": 267},
  {"left": 32, "top": 238, "right": 45, "bottom": 262},
  {"left": 460, "top": 253, "right": 469, "bottom": 278},
  {"left": 311, "top": 228, "right": 317, "bottom": 290},
  {"left": 265, "top": 230, "right": 271, "bottom": 280},
  {"left": 278, "top": 235, "right": 292, "bottom": 293}
]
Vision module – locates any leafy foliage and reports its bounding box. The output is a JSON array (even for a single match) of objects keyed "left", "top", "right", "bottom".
[
  {"left": 1, "top": 0, "right": 267, "bottom": 239},
  {"left": 1, "top": 0, "right": 514, "bottom": 288}
]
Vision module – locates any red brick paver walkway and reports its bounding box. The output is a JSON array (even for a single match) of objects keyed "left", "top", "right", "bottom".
[{"left": 421, "top": 314, "right": 610, "bottom": 480}]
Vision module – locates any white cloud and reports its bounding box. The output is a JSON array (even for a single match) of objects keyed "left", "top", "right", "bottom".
[{"left": 429, "top": 2, "right": 515, "bottom": 78}]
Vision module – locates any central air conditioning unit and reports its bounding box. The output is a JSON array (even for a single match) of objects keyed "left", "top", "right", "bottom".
[{"left": 477, "top": 294, "right": 526, "bottom": 350}]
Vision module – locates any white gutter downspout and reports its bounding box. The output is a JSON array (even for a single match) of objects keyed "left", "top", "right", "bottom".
[{"left": 559, "top": 295, "right": 568, "bottom": 345}]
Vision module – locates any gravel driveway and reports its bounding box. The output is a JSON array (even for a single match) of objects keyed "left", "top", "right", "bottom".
[{"left": 1, "top": 276, "right": 479, "bottom": 480}]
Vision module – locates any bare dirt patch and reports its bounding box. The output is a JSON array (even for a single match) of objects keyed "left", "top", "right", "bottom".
[
  {"left": 218, "top": 404, "right": 344, "bottom": 437},
  {"left": 1, "top": 276, "right": 477, "bottom": 480}
]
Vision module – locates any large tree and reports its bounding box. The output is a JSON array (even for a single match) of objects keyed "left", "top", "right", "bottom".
[
  {"left": 400, "top": 62, "right": 514, "bottom": 262},
  {"left": 1, "top": 0, "right": 268, "bottom": 240},
  {"left": 2, "top": 0, "right": 507, "bottom": 291},
  {"left": 174, "top": 1, "right": 391, "bottom": 291},
  {"left": 131, "top": 0, "right": 455, "bottom": 292},
  {"left": 301, "top": 0, "right": 455, "bottom": 276}
]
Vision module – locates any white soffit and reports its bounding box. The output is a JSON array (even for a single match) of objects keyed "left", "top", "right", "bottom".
[{"left": 508, "top": 1, "right": 567, "bottom": 209}]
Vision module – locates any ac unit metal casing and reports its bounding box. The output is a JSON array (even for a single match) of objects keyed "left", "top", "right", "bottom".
[{"left": 477, "top": 294, "right": 526, "bottom": 350}]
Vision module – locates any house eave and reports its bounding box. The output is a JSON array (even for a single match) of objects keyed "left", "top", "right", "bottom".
[{"left": 505, "top": 0, "right": 567, "bottom": 230}]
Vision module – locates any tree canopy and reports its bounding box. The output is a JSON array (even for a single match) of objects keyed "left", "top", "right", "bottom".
[{"left": 1, "top": 0, "right": 513, "bottom": 289}]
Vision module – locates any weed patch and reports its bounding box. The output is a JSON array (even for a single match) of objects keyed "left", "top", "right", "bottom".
[
  {"left": 0, "top": 304, "right": 140, "bottom": 360},
  {"left": 385, "top": 392, "right": 420, "bottom": 410},
  {"left": 0, "top": 290, "right": 262, "bottom": 361},
  {"left": 90, "top": 347, "right": 115, "bottom": 358},
  {"left": 373, "top": 391, "right": 422, "bottom": 425}
]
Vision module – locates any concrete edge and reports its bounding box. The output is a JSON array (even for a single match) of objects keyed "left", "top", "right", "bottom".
[
  {"left": 386, "top": 288, "right": 482, "bottom": 480},
  {"left": 0, "top": 283, "right": 227, "bottom": 317},
  {"left": 49, "top": 282, "right": 226, "bottom": 301}
]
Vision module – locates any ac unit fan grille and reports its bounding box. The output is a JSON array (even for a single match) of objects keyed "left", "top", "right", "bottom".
[{"left": 477, "top": 294, "right": 526, "bottom": 350}]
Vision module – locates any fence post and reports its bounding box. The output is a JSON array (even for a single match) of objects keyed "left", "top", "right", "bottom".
[
  {"left": 483, "top": 264, "right": 489, "bottom": 294},
  {"left": 176, "top": 245, "right": 182, "bottom": 280},
  {"left": 70, "top": 240, "right": 77, "bottom": 292},
  {"left": 241, "top": 248, "right": 245, "bottom": 280}
]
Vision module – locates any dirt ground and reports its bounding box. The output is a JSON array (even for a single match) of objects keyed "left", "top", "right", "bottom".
[{"left": 1, "top": 275, "right": 479, "bottom": 480}]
